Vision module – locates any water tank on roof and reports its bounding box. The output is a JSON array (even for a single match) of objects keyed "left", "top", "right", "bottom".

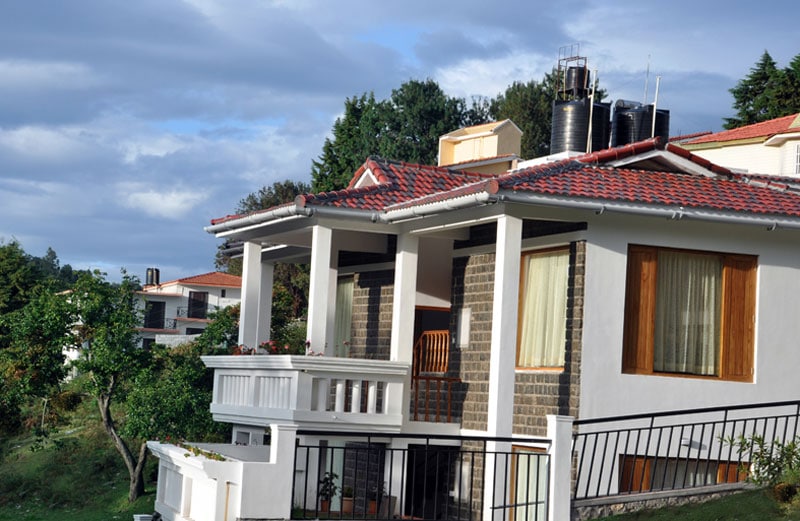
[
  {"left": 565, "top": 66, "right": 589, "bottom": 98},
  {"left": 611, "top": 100, "right": 670, "bottom": 147},
  {"left": 550, "top": 99, "right": 611, "bottom": 154},
  {"left": 146, "top": 267, "right": 160, "bottom": 286}
]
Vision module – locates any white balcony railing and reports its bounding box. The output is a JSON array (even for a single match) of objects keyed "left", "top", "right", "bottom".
[{"left": 202, "top": 355, "right": 411, "bottom": 432}]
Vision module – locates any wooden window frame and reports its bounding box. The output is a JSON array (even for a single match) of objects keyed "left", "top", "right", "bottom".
[
  {"left": 619, "top": 454, "right": 749, "bottom": 493},
  {"left": 622, "top": 245, "right": 756, "bottom": 382},
  {"left": 515, "top": 246, "right": 571, "bottom": 370}
]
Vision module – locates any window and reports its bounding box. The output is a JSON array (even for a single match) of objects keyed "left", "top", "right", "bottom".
[
  {"left": 187, "top": 291, "right": 208, "bottom": 319},
  {"left": 622, "top": 245, "right": 756, "bottom": 381},
  {"left": 619, "top": 455, "right": 747, "bottom": 493},
  {"left": 334, "top": 276, "right": 354, "bottom": 357},
  {"left": 516, "top": 248, "right": 569, "bottom": 368},
  {"left": 143, "top": 301, "right": 166, "bottom": 329},
  {"left": 510, "top": 446, "right": 548, "bottom": 521}
]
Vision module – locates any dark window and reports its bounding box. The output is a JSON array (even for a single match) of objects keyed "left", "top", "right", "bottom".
[
  {"left": 186, "top": 327, "right": 205, "bottom": 335},
  {"left": 143, "top": 301, "right": 166, "bottom": 329},
  {"left": 221, "top": 289, "right": 226, "bottom": 298},
  {"left": 188, "top": 291, "right": 208, "bottom": 319}
]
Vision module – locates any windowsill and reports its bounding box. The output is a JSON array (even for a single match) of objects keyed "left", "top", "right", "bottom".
[
  {"left": 622, "top": 369, "right": 752, "bottom": 383},
  {"left": 515, "top": 366, "right": 565, "bottom": 373}
]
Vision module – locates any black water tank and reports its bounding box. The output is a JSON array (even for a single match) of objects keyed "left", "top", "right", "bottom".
[
  {"left": 550, "top": 99, "right": 611, "bottom": 154},
  {"left": 611, "top": 100, "right": 670, "bottom": 146},
  {"left": 565, "top": 66, "right": 589, "bottom": 97},
  {"left": 146, "top": 267, "right": 160, "bottom": 286}
]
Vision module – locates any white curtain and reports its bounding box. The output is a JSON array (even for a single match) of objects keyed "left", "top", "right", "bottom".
[
  {"left": 651, "top": 459, "right": 717, "bottom": 490},
  {"left": 334, "top": 276, "right": 354, "bottom": 358},
  {"left": 517, "top": 250, "right": 569, "bottom": 368},
  {"left": 653, "top": 251, "right": 721, "bottom": 375}
]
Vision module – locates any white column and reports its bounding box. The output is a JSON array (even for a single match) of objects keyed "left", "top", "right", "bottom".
[
  {"left": 239, "top": 241, "right": 263, "bottom": 350},
  {"left": 388, "top": 233, "right": 418, "bottom": 421},
  {"left": 256, "top": 262, "right": 274, "bottom": 347},
  {"left": 547, "top": 415, "right": 574, "bottom": 521},
  {"left": 483, "top": 215, "right": 522, "bottom": 521},
  {"left": 487, "top": 214, "right": 522, "bottom": 436},
  {"left": 390, "top": 233, "right": 419, "bottom": 363},
  {"left": 307, "top": 225, "right": 336, "bottom": 355}
]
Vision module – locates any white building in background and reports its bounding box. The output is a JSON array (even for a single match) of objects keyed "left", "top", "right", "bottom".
[
  {"left": 136, "top": 270, "right": 241, "bottom": 348},
  {"left": 680, "top": 112, "right": 800, "bottom": 176}
]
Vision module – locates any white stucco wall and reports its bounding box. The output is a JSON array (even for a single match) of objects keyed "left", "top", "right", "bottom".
[
  {"left": 579, "top": 212, "right": 800, "bottom": 419},
  {"left": 690, "top": 139, "right": 800, "bottom": 177}
]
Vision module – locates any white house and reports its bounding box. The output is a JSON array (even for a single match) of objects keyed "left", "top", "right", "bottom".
[
  {"left": 147, "top": 126, "right": 800, "bottom": 521},
  {"left": 136, "top": 270, "right": 241, "bottom": 348},
  {"left": 679, "top": 113, "right": 800, "bottom": 176}
]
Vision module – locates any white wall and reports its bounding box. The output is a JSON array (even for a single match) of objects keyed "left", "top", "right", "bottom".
[{"left": 579, "top": 212, "right": 800, "bottom": 419}]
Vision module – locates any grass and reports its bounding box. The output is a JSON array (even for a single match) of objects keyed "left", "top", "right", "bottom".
[
  {"left": 596, "top": 489, "right": 800, "bottom": 520},
  {"left": 0, "top": 397, "right": 159, "bottom": 521}
]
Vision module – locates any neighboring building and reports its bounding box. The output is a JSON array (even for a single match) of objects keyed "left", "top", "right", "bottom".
[
  {"left": 147, "top": 129, "right": 800, "bottom": 521},
  {"left": 680, "top": 113, "right": 800, "bottom": 176},
  {"left": 438, "top": 119, "right": 522, "bottom": 174},
  {"left": 136, "top": 270, "right": 241, "bottom": 348}
]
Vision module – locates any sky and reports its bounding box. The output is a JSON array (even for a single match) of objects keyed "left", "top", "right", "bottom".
[{"left": 1, "top": 0, "right": 798, "bottom": 283}]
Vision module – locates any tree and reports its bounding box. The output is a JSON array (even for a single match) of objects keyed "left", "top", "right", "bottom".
[
  {"left": 490, "top": 76, "right": 556, "bottom": 158},
  {"left": 0, "top": 287, "right": 75, "bottom": 433},
  {"left": 311, "top": 79, "right": 490, "bottom": 193},
  {"left": 71, "top": 270, "right": 149, "bottom": 502},
  {"left": 311, "top": 93, "right": 387, "bottom": 193},
  {"left": 124, "top": 342, "right": 228, "bottom": 445},
  {"left": 724, "top": 50, "right": 800, "bottom": 129},
  {"left": 380, "top": 79, "right": 470, "bottom": 166}
]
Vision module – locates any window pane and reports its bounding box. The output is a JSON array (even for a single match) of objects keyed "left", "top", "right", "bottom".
[
  {"left": 334, "top": 276, "right": 354, "bottom": 357},
  {"left": 517, "top": 249, "right": 569, "bottom": 367},
  {"left": 513, "top": 449, "right": 548, "bottom": 521},
  {"left": 653, "top": 251, "right": 721, "bottom": 375}
]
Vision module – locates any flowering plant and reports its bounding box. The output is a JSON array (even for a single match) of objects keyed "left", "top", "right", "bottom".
[{"left": 260, "top": 339, "right": 310, "bottom": 355}]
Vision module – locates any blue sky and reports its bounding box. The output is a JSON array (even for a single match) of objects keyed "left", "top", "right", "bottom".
[{"left": 1, "top": 0, "right": 798, "bottom": 283}]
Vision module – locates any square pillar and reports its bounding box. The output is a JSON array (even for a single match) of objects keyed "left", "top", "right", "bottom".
[
  {"left": 239, "top": 241, "right": 263, "bottom": 350},
  {"left": 307, "top": 225, "right": 338, "bottom": 356}
]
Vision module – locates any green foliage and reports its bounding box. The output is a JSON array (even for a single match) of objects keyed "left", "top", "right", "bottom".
[
  {"left": 727, "top": 434, "right": 800, "bottom": 488},
  {"left": 71, "top": 270, "right": 144, "bottom": 398},
  {"left": 311, "top": 79, "right": 490, "bottom": 193},
  {"left": 725, "top": 51, "right": 800, "bottom": 129},
  {"left": 194, "top": 304, "right": 240, "bottom": 352},
  {"left": 318, "top": 471, "right": 340, "bottom": 501},
  {"left": 124, "top": 342, "right": 228, "bottom": 442},
  {"left": 490, "top": 76, "right": 556, "bottom": 158}
]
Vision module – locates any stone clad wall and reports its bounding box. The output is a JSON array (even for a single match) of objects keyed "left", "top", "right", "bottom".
[{"left": 350, "top": 270, "right": 394, "bottom": 361}]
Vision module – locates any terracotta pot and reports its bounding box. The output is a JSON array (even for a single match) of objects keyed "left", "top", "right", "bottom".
[
  {"left": 342, "top": 497, "right": 354, "bottom": 514},
  {"left": 320, "top": 499, "right": 331, "bottom": 513}
]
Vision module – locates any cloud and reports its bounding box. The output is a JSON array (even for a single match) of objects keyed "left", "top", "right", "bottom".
[{"left": 121, "top": 184, "right": 210, "bottom": 219}]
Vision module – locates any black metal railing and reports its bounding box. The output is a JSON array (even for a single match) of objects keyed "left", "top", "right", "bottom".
[
  {"left": 176, "top": 305, "right": 212, "bottom": 319},
  {"left": 573, "top": 400, "right": 800, "bottom": 500},
  {"left": 293, "top": 431, "right": 551, "bottom": 521}
]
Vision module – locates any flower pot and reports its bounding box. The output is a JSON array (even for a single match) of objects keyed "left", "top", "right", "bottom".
[
  {"left": 320, "top": 499, "right": 331, "bottom": 513},
  {"left": 342, "top": 497, "right": 354, "bottom": 514}
]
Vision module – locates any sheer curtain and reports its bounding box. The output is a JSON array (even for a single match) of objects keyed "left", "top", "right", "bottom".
[
  {"left": 513, "top": 449, "right": 548, "bottom": 521},
  {"left": 334, "top": 276, "right": 354, "bottom": 358},
  {"left": 653, "top": 251, "right": 721, "bottom": 375},
  {"left": 517, "top": 250, "right": 569, "bottom": 367}
]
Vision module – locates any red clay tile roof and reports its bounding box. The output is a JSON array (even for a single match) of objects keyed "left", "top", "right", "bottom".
[
  {"left": 152, "top": 271, "right": 242, "bottom": 288},
  {"left": 295, "top": 157, "right": 497, "bottom": 211},
  {"left": 209, "top": 140, "right": 800, "bottom": 229},
  {"left": 685, "top": 114, "right": 800, "bottom": 145}
]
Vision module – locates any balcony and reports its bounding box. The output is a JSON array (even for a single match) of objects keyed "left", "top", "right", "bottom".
[{"left": 202, "top": 355, "right": 411, "bottom": 432}]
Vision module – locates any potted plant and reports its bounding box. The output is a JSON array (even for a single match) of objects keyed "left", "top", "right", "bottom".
[
  {"left": 342, "top": 486, "right": 354, "bottom": 514},
  {"left": 368, "top": 481, "right": 385, "bottom": 514},
  {"left": 318, "top": 471, "right": 339, "bottom": 513}
]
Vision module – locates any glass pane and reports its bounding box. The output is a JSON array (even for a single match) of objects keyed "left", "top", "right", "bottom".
[
  {"left": 517, "top": 249, "right": 569, "bottom": 367},
  {"left": 653, "top": 251, "right": 721, "bottom": 375}
]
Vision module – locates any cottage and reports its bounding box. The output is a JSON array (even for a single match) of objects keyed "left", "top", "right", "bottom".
[{"left": 147, "top": 124, "right": 800, "bottom": 521}]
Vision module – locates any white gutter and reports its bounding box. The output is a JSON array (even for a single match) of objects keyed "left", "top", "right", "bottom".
[
  {"left": 381, "top": 192, "right": 497, "bottom": 223},
  {"left": 204, "top": 204, "right": 381, "bottom": 235},
  {"left": 496, "top": 191, "right": 800, "bottom": 231}
]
